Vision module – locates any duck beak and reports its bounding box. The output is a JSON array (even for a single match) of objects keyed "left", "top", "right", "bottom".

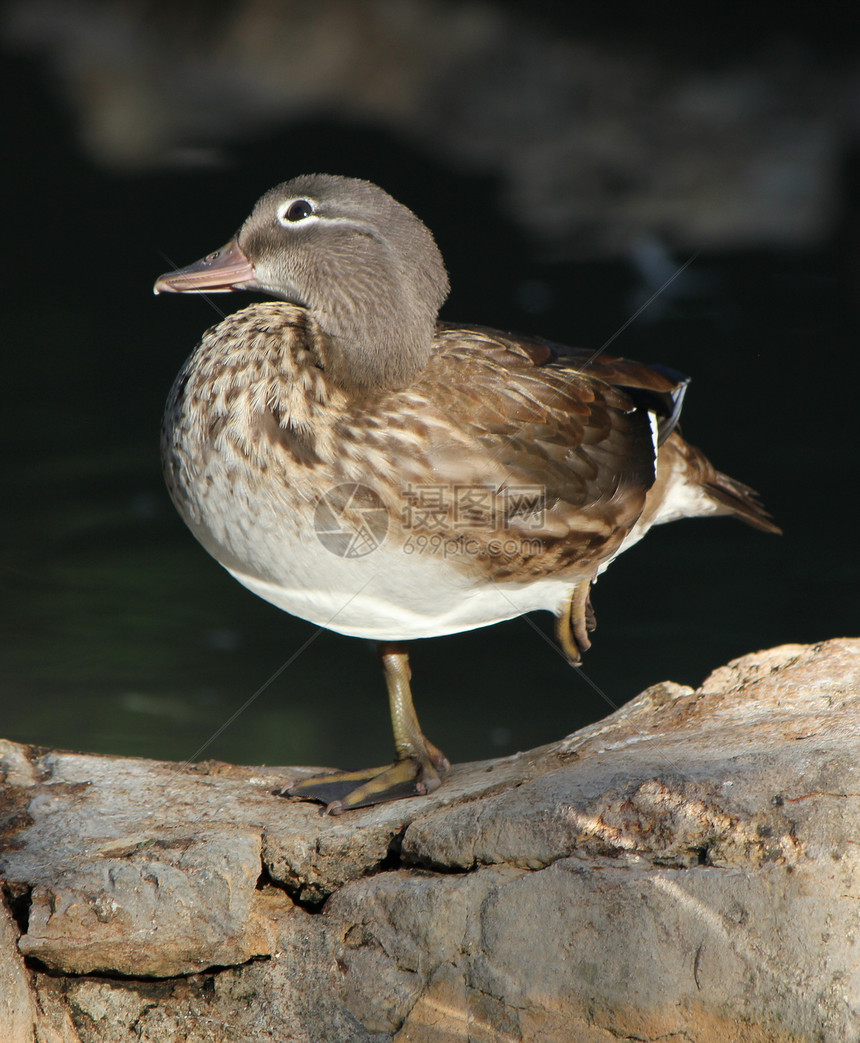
[{"left": 153, "top": 237, "right": 258, "bottom": 295}]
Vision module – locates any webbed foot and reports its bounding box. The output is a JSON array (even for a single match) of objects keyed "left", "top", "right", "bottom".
[
  {"left": 285, "top": 742, "right": 449, "bottom": 814},
  {"left": 281, "top": 641, "right": 449, "bottom": 814},
  {"left": 556, "top": 580, "right": 596, "bottom": 664}
]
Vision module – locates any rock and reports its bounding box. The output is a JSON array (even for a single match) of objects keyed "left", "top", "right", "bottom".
[
  {"left": 1, "top": 894, "right": 83, "bottom": 1042},
  {"left": 2, "top": 638, "right": 860, "bottom": 1041}
]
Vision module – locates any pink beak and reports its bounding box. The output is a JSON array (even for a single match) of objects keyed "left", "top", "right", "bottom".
[{"left": 153, "top": 237, "right": 257, "bottom": 295}]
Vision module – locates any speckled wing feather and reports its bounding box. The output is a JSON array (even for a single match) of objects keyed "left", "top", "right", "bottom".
[
  {"left": 340, "top": 325, "right": 666, "bottom": 579},
  {"left": 474, "top": 325, "right": 691, "bottom": 445}
]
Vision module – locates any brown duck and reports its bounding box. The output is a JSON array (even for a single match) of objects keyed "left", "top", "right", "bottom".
[{"left": 155, "top": 174, "right": 778, "bottom": 813}]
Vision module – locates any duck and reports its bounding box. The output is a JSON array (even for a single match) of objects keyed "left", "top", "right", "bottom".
[{"left": 154, "top": 174, "right": 778, "bottom": 814}]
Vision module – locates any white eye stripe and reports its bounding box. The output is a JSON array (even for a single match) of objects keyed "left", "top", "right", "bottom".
[{"left": 274, "top": 205, "right": 381, "bottom": 239}]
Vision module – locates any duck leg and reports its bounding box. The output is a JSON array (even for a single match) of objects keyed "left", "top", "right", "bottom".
[
  {"left": 556, "top": 580, "right": 596, "bottom": 664},
  {"left": 285, "top": 641, "right": 449, "bottom": 815}
]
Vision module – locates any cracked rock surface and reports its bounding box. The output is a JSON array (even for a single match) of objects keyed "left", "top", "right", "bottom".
[{"left": 2, "top": 638, "right": 860, "bottom": 1041}]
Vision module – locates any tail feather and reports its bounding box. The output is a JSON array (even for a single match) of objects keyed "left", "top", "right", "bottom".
[
  {"left": 704, "top": 471, "right": 781, "bottom": 534},
  {"left": 649, "top": 433, "right": 780, "bottom": 534}
]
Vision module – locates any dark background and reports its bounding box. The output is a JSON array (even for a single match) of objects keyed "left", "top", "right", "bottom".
[{"left": 2, "top": 1, "right": 857, "bottom": 773}]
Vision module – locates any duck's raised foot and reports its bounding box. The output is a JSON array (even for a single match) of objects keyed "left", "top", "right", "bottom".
[
  {"left": 556, "top": 580, "right": 597, "bottom": 664},
  {"left": 284, "top": 747, "right": 449, "bottom": 815}
]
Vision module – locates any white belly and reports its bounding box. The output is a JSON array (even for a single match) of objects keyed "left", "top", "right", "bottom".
[
  {"left": 223, "top": 549, "right": 572, "bottom": 641},
  {"left": 177, "top": 463, "right": 572, "bottom": 640}
]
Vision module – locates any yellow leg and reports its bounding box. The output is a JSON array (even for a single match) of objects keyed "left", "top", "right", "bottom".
[
  {"left": 556, "top": 581, "right": 596, "bottom": 664},
  {"left": 285, "top": 642, "right": 449, "bottom": 814}
]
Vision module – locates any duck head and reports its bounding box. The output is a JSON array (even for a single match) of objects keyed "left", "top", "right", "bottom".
[{"left": 154, "top": 174, "right": 450, "bottom": 391}]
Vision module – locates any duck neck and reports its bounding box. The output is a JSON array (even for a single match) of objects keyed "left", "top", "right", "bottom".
[{"left": 313, "top": 292, "right": 437, "bottom": 393}]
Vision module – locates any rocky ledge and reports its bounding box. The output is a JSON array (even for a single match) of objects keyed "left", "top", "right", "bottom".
[{"left": 2, "top": 638, "right": 860, "bottom": 1042}]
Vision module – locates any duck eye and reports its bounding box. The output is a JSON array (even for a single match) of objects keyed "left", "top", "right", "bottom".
[{"left": 282, "top": 199, "right": 314, "bottom": 223}]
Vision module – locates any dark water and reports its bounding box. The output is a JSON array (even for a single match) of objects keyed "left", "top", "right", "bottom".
[{"left": 2, "top": 43, "right": 857, "bottom": 776}]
